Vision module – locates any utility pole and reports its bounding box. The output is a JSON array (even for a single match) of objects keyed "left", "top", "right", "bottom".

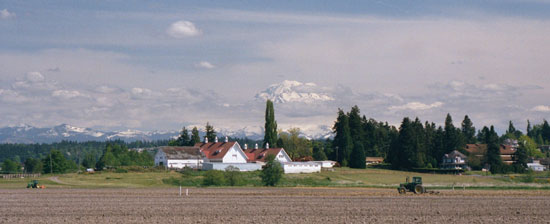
[{"left": 50, "top": 151, "right": 53, "bottom": 174}]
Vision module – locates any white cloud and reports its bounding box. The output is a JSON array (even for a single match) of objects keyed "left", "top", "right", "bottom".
[
  {"left": 389, "top": 101, "right": 443, "bottom": 111},
  {"left": 166, "top": 20, "right": 201, "bottom": 38},
  {"left": 130, "top": 87, "right": 154, "bottom": 99},
  {"left": 26, "top": 72, "right": 45, "bottom": 82},
  {"left": 532, "top": 105, "right": 550, "bottom": 112},
  {"left": 52, "top": 90, "right": 82, "bottom": 99},
  {"left": 196, "top": 61, "right": 215, "bottom": 69},
  {"left": 0, "top": 9, "right": 15, "bottom": 19}
]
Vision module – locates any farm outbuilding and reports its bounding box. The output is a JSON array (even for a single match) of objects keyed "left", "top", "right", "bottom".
[
  {"left": 281, "top": 162, "right": 321, "bottom": 174},
  {"left": 316, "top": 161, "right": 337, "bottom": 168},
  {"left": 202, "top": 162, "right": 262, "bottom": 171},
  {"left": 154, "top": 146, "right": 203, "bottom": 169}
]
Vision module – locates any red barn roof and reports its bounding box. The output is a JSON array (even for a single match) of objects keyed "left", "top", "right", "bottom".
[
  {"left": 243, "top": 148, "right": 283, "bottom": 162},
  {"left": 194, "top": 141, "right": 239, "bottom": 160}
]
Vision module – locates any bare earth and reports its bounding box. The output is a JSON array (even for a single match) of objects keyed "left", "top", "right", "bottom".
[{"left": 1, "top": 188, "right": 550, "bottom": 223}]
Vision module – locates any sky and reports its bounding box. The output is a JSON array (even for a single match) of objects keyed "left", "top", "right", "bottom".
[{"left": 1, "top": 0, "right": 550, "bottom": 135}]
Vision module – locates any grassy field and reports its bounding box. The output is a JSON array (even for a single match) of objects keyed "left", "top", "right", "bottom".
[{"left": 1, "top": 168, "right": 549, "bottom": 189}]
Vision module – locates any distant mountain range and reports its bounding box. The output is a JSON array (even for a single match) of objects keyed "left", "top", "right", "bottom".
[{"left": 0, "top": 124, "right": 333, "bottom": 144}]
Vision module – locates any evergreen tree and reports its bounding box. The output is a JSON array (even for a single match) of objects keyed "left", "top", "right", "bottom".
[
  {"left": 348, "top": 105, "right": 364, "bottom": 143},
  {"left": 96, "top": 146, "right": 116, "bottom": 170},
  {"left": 81, "top": 153, "right": 96, "bottom": 169},
  {"left": 43, "top": 150, "right": 69, "bottom": 174},
  {"left": 505, "top": 121, "right": 522, "bottom": 139},
  {"left": 477, "top": 126, "right": 490, "bottom": 144},
  {"left": 485, "top": 126, "right": 503, "bottom": 173},
  {"left": 389, "top": 117, "right": 424, "bottom": 169},
  {"left": 444, "top": 114, "right": 465, "bottom": 152},
  {"left": 190, "top": 127, "right": 200, "bottom": 145},
  {"left": 349, "top": 142, "right": 366, "bottom": 169},
  {"left": 263, "top": 100, "right": 278, "bottom": 148},
  {"left": 260, "top": 154, "right": 283, "bottom": 186},
  {"left": 526, "top": 120, "right": 532, "bottom": 138},
  {"left": 205, "top": 122, "right": 217, "bottom": 142},
  {"left": 461, "top": 115, "right": 476, "bottom": 144},
  {"left": 514, "top": 140, "right": 528, "bottom": 172},
  {"left": 432, "top": 127, "right": 446, "bottom": 167},
  {"left": 175, "top": 126, "right": 191, "bottom": 146},
  {"left": 24, "top": 158, "right": 43, "bottom": 173},
  {"left": 312, "top": 145, "right": 328, "bottom": 161},
  {"left": 332, "top": 109, "right": 353, "bottom": 166},
  {"left": 542, "top": 120, "right": 550, "bottom": 143},
  {"left": 1, "top": 159, "right": 21, "bottom": 173}
]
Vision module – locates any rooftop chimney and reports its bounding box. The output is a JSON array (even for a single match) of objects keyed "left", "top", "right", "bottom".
[
  {"left": 254, "top": 143, "right": 258, "bottom": 149},
  {"left": 266, "top": 143, "right": 269, "bottom": 149},
  {"left": 204, "top": 137, "right": 208, "bottom": 143},
  {"left": 224, "top": 136, "right": 228, "bottom": 143},
  {"left": 244, "top": 144, "right": 248, "bottom": 150},
  {"left": 215, "top": 136, "right": 218, "bottom": 143}
]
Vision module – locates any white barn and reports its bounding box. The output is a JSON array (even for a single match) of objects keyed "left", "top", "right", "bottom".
[
  {"left": 194, "top": 137, "right": 248, "bottom": 164},
  {"left": 154, "top": 146, "right": 203, "bottom": 169}
]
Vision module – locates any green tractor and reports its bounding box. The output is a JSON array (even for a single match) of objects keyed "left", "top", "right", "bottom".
[
  {"left": 397, "top": 176, "right": 426, "bottom": 194},
  {"left": 26, "top": 180, "right": 45, "bottom": 189}
]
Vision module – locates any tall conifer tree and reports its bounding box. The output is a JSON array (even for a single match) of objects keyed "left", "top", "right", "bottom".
[
  {"left": 190, "top": 127, "right": 200, "bottom": 145},
  {"left": 349, "top": 142, "right": 366, "bottom": 169},
  {"left": 205, "top": 122, "right": 217, "bottom": 142},
  {"left": 485, "top": 126, "right": 503, "bottom": 173},
  {"left": 461, "top": 115, "right": 476, "bottom": 144},
  {"left": 176, "top": 126, "right": 190, "bottom": 146},
  {"left": 333, "top": 109, "right": 353, "bottom": 166},
  {"left": 263, "top": 100, "right": 278, "bottom": 148}
]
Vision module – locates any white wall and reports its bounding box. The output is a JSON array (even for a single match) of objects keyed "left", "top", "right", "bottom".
[
  {"left": 282, "top": 162, "right": 321, "bottom": 174},
  {"left": 316, "top": 161, "right": 336, "bottom": 168},
  {"left": 166, "top": 159, "right": 202, "bottom": 169},
  {"left": 221, "top": 145, "right": 248, "bottom": 163}
]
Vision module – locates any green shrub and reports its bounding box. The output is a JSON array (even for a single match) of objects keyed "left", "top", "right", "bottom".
[
  {"left": 202, "top": 170, "right": 226, "bottom": 186},
  {"left": 115, "top": 168, "right": 128, "bottom": 173},
  {"left": 260, "top": 154, "right": 283, "bottom": 186},
  {"left": 224, "top": 166, "right": 243, "bottom": 186}
]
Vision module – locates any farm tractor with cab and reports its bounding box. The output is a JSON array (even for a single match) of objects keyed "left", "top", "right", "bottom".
[
  {"left": 397, "top": 176, "right": 430, "bottom": 194},
  {"left": 27, "top": 180, "right": 45, "bottom": 189}
]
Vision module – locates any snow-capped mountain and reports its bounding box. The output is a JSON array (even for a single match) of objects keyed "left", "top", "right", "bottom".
[
  {"left": 256, "top": 80, "right": 334, "bottom": 104},
  {"left": 0, "top": 123, "right": 333, "bottom": 144},
  {"left": 0, "top": 124, "right": 179, "bottom": 144}
]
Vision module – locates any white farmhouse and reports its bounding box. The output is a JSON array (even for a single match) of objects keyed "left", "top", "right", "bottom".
[{"left": 154, "top": 146, "right": 203, "bottom": 169}]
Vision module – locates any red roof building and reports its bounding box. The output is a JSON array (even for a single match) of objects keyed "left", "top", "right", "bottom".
[
  {"left": 194, "top": 137, "right": 248, "bottom": 163},
  {"left": 243, "top": 146, "right": 292, "bottom": 163}
]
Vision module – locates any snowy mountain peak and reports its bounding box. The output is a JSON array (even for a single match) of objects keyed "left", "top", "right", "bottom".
[{"left": 256, "top": 80, "right": 334, "bottom": 104}]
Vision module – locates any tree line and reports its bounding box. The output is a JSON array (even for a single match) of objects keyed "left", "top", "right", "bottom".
[
  {"left": 331, "top": 105, "right": 550, "bottom": 173},
  {"left": 0, "top": 140, "right": 160, "bottom": 174}
]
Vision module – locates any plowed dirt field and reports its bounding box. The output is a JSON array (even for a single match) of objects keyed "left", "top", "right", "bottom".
[{"left": 1, "top": 188, "right": 549, "bottom": 223}]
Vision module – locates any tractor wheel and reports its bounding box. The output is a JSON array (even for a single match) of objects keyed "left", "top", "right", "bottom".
[
  {"left": 398, "top": 187, "right": 406, "bottom": 194},
  {"left": 414, "top": 185, "right": 425, "bottom": 194}
]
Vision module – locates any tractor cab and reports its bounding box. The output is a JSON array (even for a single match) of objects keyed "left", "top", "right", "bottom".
[{"left": 398, "top": 176, "right": 425, "bottom": 194}]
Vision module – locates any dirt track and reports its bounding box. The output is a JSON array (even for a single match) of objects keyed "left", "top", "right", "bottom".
[{"left": 1, "top": 188, "right": 549, "bottom": 223}]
